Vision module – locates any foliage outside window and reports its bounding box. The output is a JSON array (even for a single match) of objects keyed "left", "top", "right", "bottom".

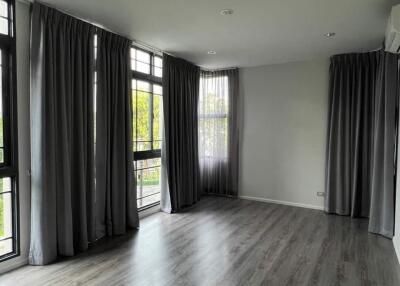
[
  {"left": 131, "top": 47, "right": 163, "bottom": 209},
  {"left": 198, "top": 75, "right": 229, "bottom": 162}
]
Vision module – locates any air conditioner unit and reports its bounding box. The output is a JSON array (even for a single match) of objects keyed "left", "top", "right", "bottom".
[{"left": 385, "top": 4, "right": 400, "bottom": 53}]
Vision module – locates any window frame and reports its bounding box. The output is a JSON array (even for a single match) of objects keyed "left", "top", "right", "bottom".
[
  {"left": 0, "top": 0, "right": 19, "bottom": 263},
  {"left": 131, "top": 46, "right": 163, "bottom": 210},
  {"left": 131, "top": 46, "right": 162, "bottom": 85}
]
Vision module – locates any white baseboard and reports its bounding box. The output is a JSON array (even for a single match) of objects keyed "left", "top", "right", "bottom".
[
  {"left": 239, "top": 195, "right": 324, "bottom": 211},
  {"left": 393, "top": 236, "right": 400, "bottom": 265}
]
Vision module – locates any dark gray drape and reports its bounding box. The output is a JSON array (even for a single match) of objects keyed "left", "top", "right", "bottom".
[
  {"left": 162, "top": 54, "right": 200, "bottom": 212},
  {"left": 30, "top": 3, "right": 95, "bottom": 265},
  {"left": 96, "top": 30, "right": 139, "bottom": 237},
  {"left": 325, "top": 51, "right": 399, "bottom": 238},
  {"left": 198, "top": 69, "right": 240, "bottom": 196},
  {"left": 227, "top": 69, "right": 240, "bottom": 196}
]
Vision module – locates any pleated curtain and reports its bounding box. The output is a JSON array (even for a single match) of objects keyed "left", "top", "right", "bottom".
[
  {"left": 30, "top": 3, "right": 95, "bottom": 265},
  {"left": 162, "top": 54, "right": 200, "bottom": 212},
  {"left": 95, "top": 30, "right": 139, "bottom": 237},
  {"left": 30, "top": 2, "right": 139, "bottom": 265},
  {"left": 325, "top": 51, "right": 399, "bottom": 238}
]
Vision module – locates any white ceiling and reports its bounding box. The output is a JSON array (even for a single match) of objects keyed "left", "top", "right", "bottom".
[{"left": 39, "top": 0, "right": 399, "bottom": 68}]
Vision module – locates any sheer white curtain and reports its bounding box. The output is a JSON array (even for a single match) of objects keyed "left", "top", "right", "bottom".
[
  {"left": 198, "top": 69, "right": 239, "bottom": 196},
  {"left": 199, "top": 74, "right": 229, "bottom": 162},
  {"left": 160, "top": 122, "right": 172, "bottom": 213}
]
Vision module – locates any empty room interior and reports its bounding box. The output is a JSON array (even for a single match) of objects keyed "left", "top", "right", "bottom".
[{"left": 1, "top": 0, "right": 400, "bottom": 285}]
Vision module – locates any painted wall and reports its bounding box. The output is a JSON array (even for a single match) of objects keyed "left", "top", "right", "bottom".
[
  {"left": 394, "top": 112, "right": 400, "bottom": 263},
  {"left": 239, "top": 59, "right": 329, "bottom": 210},
  {"left": 0, "top": 0, "right": 31, "bottom": 273}
]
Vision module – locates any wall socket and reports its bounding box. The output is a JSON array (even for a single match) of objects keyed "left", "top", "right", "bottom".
[{"left": 317, "top": 192, "right": 325, "bottom": 197}]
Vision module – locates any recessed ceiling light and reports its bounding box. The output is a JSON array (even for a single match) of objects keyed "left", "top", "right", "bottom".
[
  {"left": 220, "top": 9, "right": 234, "bottom": 16},
  {"left": 207, "top": 50, "right": 217, "bottom": 55},
  {"left": 324, "top": 32, "right": 336, "bottom": 38}
]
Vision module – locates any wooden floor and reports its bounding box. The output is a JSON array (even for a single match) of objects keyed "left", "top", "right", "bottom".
[{"left": 1, "top": 197, "right": 400, "bottom": 286}]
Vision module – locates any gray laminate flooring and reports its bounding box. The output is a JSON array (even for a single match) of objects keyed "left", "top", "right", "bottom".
[{"left": 1, "top": 197, "right": 400, "bottom": 286}]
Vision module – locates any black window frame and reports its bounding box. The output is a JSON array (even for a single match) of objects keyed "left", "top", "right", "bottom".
[
  {"left": 0, "top": 0, "right": 19, "bottom": 263},
  {"left": 131, "top": 46, "right": 163, "bottom": 210}
]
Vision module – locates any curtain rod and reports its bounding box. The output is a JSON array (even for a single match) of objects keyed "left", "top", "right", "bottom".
[
  {"left": 200, "top": 66, "right": 238, "bottom": 72},
  {"left": 16, "top": 0, "right": 31, "bottom": 5},
  {"left": 30, "top": 0, "right": 175, "bottom": 57},
  {"left": 25, "top": 1, "right": 238, "bottom": 69}
]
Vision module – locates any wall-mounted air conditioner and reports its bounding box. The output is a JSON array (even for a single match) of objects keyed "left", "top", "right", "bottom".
[{"left": 385, "top": 4, "right": 400, "bottom": 53}]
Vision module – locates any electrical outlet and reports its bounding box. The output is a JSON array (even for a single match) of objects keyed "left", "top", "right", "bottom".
[{"left": 317, "top": 192, "right": 325, "bottom": 197}]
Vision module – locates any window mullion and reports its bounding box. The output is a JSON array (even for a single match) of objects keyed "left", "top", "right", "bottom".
[
  {"left": 135, "top": 89, "right": 138, "bottom": 152},
  {"left": 149, "top": 83, "right": 154, "bottom": 150},
  {"left": 7, "top": 1, "right": 12, "bottom": 37}
]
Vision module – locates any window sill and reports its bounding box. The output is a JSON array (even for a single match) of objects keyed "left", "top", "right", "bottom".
[
  {"left": 138, "top": 201, "right": 160, "bottom": 212},
  {"left": 0, "top": 252, "right": 19, "bottom": 264},
  {"left": 138, "top": 201, "right": 160, "bottom": 219}
]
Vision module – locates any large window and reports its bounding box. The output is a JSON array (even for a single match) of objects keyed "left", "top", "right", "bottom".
[
  {"left": 198, "top": 74, "right": 229, "bottom": 162},
  {"left": 131, "top": 47, "right": 163, "bottom": 209},
  {"left": 0, "top": 0, "right": 18, "bottom": 261}
]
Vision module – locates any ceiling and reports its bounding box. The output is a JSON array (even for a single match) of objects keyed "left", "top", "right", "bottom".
[{"left": 39, "top": 0, "right": 399, "bottom": 68}]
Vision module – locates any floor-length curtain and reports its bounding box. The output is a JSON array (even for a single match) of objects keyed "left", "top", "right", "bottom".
[
  {"left": 160, "top": 125, "right": 172, "bottom": 213},
  {"left": 96, "top": 30, "right": 139, "bottom": 237},
  {"left": 162, "top": 54, "right": 200, "bottom": 212},
  {"left": 30, "top": 3, "right": 95, "bottom": 265},
  {"left": 325, "top": 51, "right": 399, "bottom": 238},
  {"left": 198, "top": 69, "right": 240, "bottom": 196}
]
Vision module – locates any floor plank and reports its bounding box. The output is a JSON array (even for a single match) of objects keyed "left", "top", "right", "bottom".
[{"left": 1, "top": 197, "right": 399, "bottom": 286}]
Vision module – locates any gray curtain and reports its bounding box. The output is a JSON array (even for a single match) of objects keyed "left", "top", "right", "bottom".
[
  {"left": 198, "top": 69, "right": 240, "bottom": 196},
  {"left": 96, "top": 30, "right": 139, "bottom": 237},
  {"left": 30, "top": 3, "right": 95, "bottom": 265},
  {"left": 162, "top": 54, "right": 200, "bottom": 212},
  {"left": 325, "top": 51, "right": 399, "bottom": 238}
]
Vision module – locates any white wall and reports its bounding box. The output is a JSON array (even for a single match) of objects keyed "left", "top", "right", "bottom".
[
  {"left": 239, "top": 59, "right": 329, "bottom": 210},
  {"left": 394, "top": 111, "right": 400, "bottom": 263},
  {"left": 389, "top": 2, "right": 400, "bottom": 264},
  {"left": 0, "top": 0, "right": 31, "bottom": 274}
]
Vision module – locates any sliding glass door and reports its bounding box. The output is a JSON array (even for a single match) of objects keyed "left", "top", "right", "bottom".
[
  {"left": 131, "top": 47, "right": 163, "bottom": 209},
  {"left": 0, "top": 0, "right": 18, "bottom": 262}
]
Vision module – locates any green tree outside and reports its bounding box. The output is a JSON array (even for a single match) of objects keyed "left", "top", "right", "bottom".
[{"left": 132, "top": 89, "right": 162, "bottom": 187}]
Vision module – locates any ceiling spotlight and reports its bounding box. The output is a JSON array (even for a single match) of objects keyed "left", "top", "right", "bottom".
[
  {"left": 207, "top": 50, "right": 217, "bottom": 55},
  {"left": 324, "top": 32, "right": 336, "bottom": 38},
  {"left": 220, "top": 9, "right": 234, "bottom": 16}
]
